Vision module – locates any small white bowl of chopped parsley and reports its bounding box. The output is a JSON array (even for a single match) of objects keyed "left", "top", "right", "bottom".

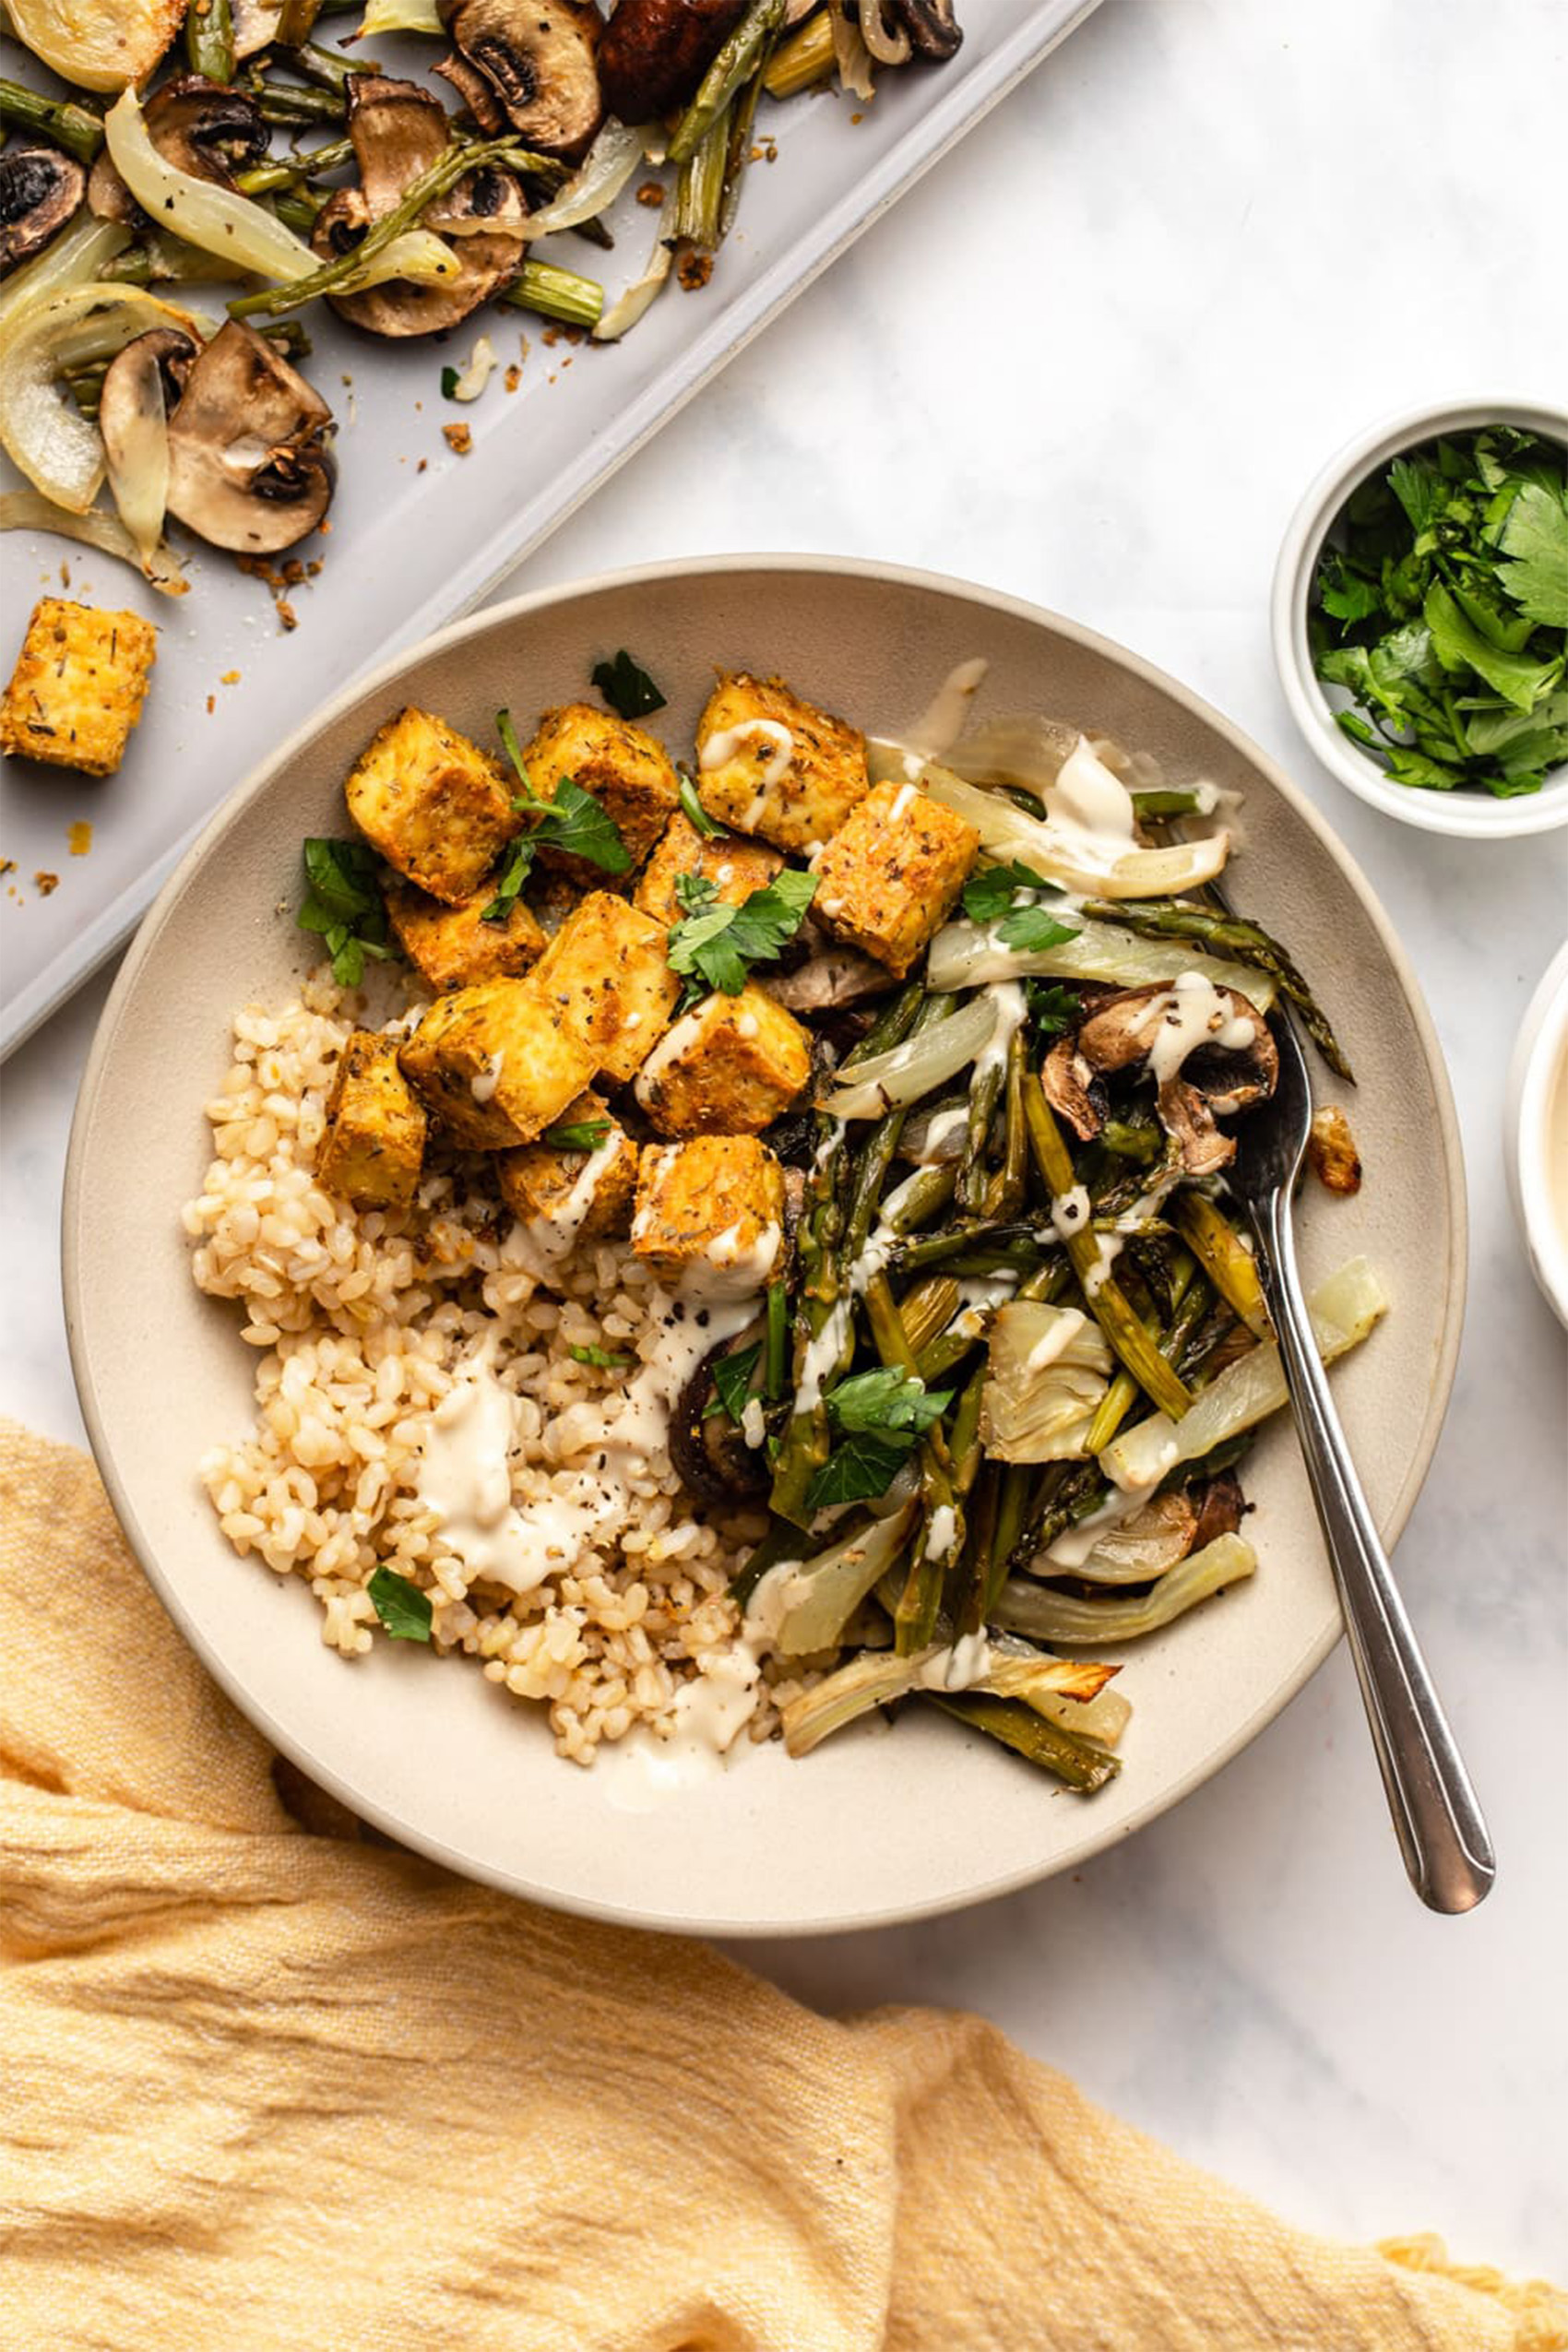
[{"left": 1272, "top": 398, "right": 1568, "bottom": 837}]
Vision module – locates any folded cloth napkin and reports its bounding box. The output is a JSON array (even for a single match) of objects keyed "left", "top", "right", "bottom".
[{"left": 2, "top": 1421, "right": 1561, "bottom": 2352}]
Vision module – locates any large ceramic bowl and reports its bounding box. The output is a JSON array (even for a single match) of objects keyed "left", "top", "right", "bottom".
[{"left": 65, "top": 559, "right": 1467, "bottom": 1936}]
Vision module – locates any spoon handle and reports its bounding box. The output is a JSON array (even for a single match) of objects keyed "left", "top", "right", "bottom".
[{"left": 1247, "top": 1184, "right": 1495, "bottom": 1914}]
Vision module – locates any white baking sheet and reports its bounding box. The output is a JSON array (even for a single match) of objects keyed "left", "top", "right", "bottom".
[{"left": 0, "top": 0, "right": 1102, "bottom": 1053}]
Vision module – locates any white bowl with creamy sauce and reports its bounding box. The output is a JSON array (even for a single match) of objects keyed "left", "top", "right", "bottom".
[
  {"left": 1271, "top": 397, "right": 1568, "bottom": 839},
  {"left": 1505, "top": 941, "right": 1568, "bottom": 1328}
]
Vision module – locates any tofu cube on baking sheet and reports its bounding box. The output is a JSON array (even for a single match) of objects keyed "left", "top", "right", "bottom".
[
  {"left": 693, "top": 673, "right": 870, "bottom": 853},
  {"left": 316, "top": 1030, "right": 428, "bottom": 1210},
  {"left": 386, "top": 883, "right": 545, "bottom": 992},
  {"left": 635, "top": 984, "right": 812, "bottom": 1136},
  {"left": 398, "top": 979, "right": 595, "bottom": 1149},
  {"left": 522, "top": 702, "right": 680, "bottom": 877},
  {"left": 632, "top": 1135, "right": 785, "bottom": 1267},
  {"left": 633, "top": 809, "right": 784, "bottom": 929},
  {"left": 345, "top": 707, "right": 517, "bottom": 905},
  {"left": 496, "top": 1091, "right": 637, "bottom": 1244},
  {"left": 812, "top": 779, "right": 980, "bottom": 976},
  {"left": 0, "top": 598, "right": 157, "bottom": 778},
  {"left": 529, "top": 890, "right": 680, "bottom": 1084}
]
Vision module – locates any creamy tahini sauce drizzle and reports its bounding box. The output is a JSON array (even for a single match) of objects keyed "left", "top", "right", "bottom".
[
  {"left": 512, "top": 1134, "right": 624, "bottom": 1271},
  {"left": 1040, "top": 736, "right": 1140, "bottom": 879},
  {"left": 903, "top": 656, "right": 990, "bottom": 761},
  {"left": 1044, "top": 1484, "right": 1150, "bottom": 1571},
  {"left": 1131, "top": 969, "right": 1256, "bottom": 1086},
  {"left": 699, "top": 719, "right": 794, "bottom": 786},
  {"left": 972, "top": 979, "right": 1028, "bottom": 1087}
]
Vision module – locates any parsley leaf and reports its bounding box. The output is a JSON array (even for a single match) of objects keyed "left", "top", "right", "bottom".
[
  {"left": 827, "top": 1368, "right": 951, "bottom": 1436},
  {"left": 569, "top": 1343, "right": 631, "bottom": 1371},
  {"left": 705, "top": 1340, "right": 762, "bottom": 1424},
  {"left": 494, "top": 707, "right": 632, "bottom": 877},
  {"left": 543, "top": 1117, "right": 612, "bottom": 1151},
  {"left": 803, "top": 1371, "right": 953, "bottom": 1510},
  {"left": 961, "top": 860, "right": 1078, "bottom": 954},
  {"left": 998, "top": 904, "right": 1079, "bottom": 953},
  {"left": 481, "top": 833, "right": 537, "bottom": 925},
  {"left": 1024, "top": 980, "right": 1083, "bottom": 1039},
  {"left": 1311, "top": 425, "right": 1567, "bottom": 800},
  {"left": 679, "top": 772, "right": 721, "bottom": 838},
  {"left": 666, "top": 867, "right": 817, "bottom": 1002},
  {"left": 592, "top": 648, "right": 667, "bottom": 719},
  {"left": 368, "top": 1567, "right": 433, "bottom": 1644},
  {"left": 298, "top": 837, "right": 396, "bottom": 988},
  {"left": 440, "top": 364, "right": 460, "bottom": 400}
]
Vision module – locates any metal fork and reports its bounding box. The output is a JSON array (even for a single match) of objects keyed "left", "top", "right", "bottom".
[{"left": 1226, "top": 997, "right": 1495, "bottom": 1914}]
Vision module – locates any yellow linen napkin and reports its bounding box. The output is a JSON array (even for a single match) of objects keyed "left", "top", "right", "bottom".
[{"left": 2, "top": 1420, "right": 1561, "bottom": 2352}]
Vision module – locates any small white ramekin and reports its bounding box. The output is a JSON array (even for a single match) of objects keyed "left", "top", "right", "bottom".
[
  {"left": 1271, "top": 397, "right": 1568, "bottom": 839},
  {"left": 1505, "top": 940, "right": 1568, "bottom": 1328}
]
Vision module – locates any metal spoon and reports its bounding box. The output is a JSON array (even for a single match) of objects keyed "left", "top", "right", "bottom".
[{"left": 1227, "top": 998, "right": 1495, "bottom": 1914}]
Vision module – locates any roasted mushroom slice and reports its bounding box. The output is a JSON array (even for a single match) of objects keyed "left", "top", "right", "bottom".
[
  {"left": 89, "top": 76, "right": 270, "bottom": 224},
  {"left": 1043, "top": 979, "right": 1277, "bottom": 1176},
  {"left": 0, "top": 141, "right": 86, "bottom": 276},
  {"left": 435, "top": 0, "right": 604, "bottom": 159},
  {"left": 98, "top": 327, "right": 199, "bottom": 535},
  {"left": 598, "top": 0, "right": 749, "bottom": 127},
  {"left": 886, "top": 0, "right": 963, "bottom": 62},
  {"left": 163, "top": 321, "right": 335, "bottom": 553},
  {"left": 670, "top": 1319, "right": 772, "bottom": 1503},
  {"left": 312, "top": 75, "right": 527, "bottom": 339}
]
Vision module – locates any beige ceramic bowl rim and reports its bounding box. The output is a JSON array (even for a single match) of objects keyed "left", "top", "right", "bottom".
[
  {"left": 1270, "top": 394, "right": 1568, "bottom": 840},
  {"left": 64, "top": 554, "right": 1468, "bottom": 1936}
]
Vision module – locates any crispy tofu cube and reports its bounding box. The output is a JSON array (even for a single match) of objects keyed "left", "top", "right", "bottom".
[
  {"left": 0, "top": 598, "right": 156, "bottom": 778},
  {"left": 811, "top": 779, "right": 980, "bottom": 976},
  {"left": 529, "top": 890, "right": 680, "bottom": 1084},
  {"left": 632, "top": 1135, "right": 785, "bottom": 1268},
  {"left": 345, "top": 707, "right": 517, "bottom": 906},
  {"left": 694, "top": 672, "right": 869, "bottom": 854},
  {"left": 316, "top": 1030, "right": 427, "bottom": 1210},
  {"left": 398, "top": 979, "right": 595, "bottom": 1149},
  {"left": 386, "top": 883, "right": 545, "bottom": 992},
  {"left": 523, "top": 702, "right": 680, "bottom": 878},
  {"left": 496, "top": 1091, "right": 637, "bottom": 1244},
  {"left": 633, "top": 809, "right": 784, "bottom": 929},
  {"left": 635, "top": 984, "right": 811, "bottom": 1137}
]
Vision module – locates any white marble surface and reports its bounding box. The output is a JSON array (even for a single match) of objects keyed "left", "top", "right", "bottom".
[{"left": 4, "top": 0, "right": 1566, "bottom": 2282}]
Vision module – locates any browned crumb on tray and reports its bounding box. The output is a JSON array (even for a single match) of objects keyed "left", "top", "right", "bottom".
[
  {"left": 678, "top": 252, "right": 714, "bottom": 292},
  {"left": 443, "top": 423, "right": 473, "bottom": 457},
  {"left": 68, "top": 821, "right": 92, "bottom": 856},
  {"left": 636, "top": 180, "right": 665, "bottom": 207},
  {"left": 34, "top": 870, "right": 59, "bottom": 897},
  {"left": 1308, "top": 1106, "right": 1362, "bottom": 1195}
]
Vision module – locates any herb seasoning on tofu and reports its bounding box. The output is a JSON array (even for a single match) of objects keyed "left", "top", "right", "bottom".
[{"left": 190, "top": 654, "right": 1385, "bottom": 1796}]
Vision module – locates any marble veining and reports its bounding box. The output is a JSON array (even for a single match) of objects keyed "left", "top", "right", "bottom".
[{"left": 2, "top": 0, "right": 1563, "bottom": 2280}]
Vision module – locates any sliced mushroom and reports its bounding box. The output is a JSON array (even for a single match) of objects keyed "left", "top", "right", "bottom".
[
  {"left": 0, "top": 141, "right": 86, "bottom": 277},
  {"left": 1190, "top": 1469, "right": 1245, "bottom": 1551},
  {"left": 886, "top": 0, "right": 963, "bottom": 61},
  {"left": 598, "top": 0, "right": 749, "bottom": 127},
  {"left": 669, "top": 1320, "right": 772, "bottom": 1503},
  {"left": 98, "top": 326, "right": 198, "bottom": 492},
  {"left": 89, "top": 76, "right": 269, "bottom": 225},
  {"left": 763, "top": 943, "right": 894, "bottom": 1015},
  {"left": 163, "top": 321, "right": 335, "bottom": 553},
  {"left": 1042, "top": 981, "right": 1277, "bottom": 1175},
  {"left": 313, "top": 75, "right": 528, "bottom": 339},
  {"left": 435, "top": 0, "right": 604, "bottom": 158}
]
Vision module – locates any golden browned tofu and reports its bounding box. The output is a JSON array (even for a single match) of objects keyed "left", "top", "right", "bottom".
[
  {"left": 522, "top": 701, "right": 680, "bottom": 878},
  {"left": 496, "top": 1091, "right": 637, "bottom": 1244},
  {"left": 386, "top": 882, "right": 545, "bottom": 992},
  {"left": 316, "top": 1030, "right": 428, "bottom": 1210},
  {"left": 631, "top": 1135, "right": 785, "bottom": 1267},
  {"left": 633, "top": 808, "right": 784, "bottom": 930},
  {"left": 398, "top": 979, "right": 595, "bottom": 1149},
  {"left": 693, "top": 672, "right": 869, "bottom": 854},
  {"left": 345, "top": 707, "right": 517, "bottom": 906},
  {"left": 635, "top": 984, "right": 811, "bottom": 1137},
  {"left": 0, "top": 598, "right": 156, "bottom": 778},
  {"left": 529, "top": 889, "right": 680, "bottom": 1084},
  {"left": 811, "top": 778, "right": 980, "bottom": 976}
]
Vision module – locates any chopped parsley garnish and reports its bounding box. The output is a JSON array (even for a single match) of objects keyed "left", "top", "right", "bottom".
[
  {"left": 439, "top": 364, "right": 460, "bottom": 400},
  {"left": 705, "top": 1339, "right": 762, "bottom": 1424},
  {"left": 569, "top": 1343, "right": 631, "bottom": 1371},
  {"left": 961, "top": 859, "right": 1078, "bottom": 953},
  {"left": 481, "top": 708, "right": 632, "bottom": 921},
  {"left": 667, "top": 866, "right": 817, "bottom": 1003},
  {"left": 1311, "top": 426, "right": 1568, "bottom": 798},
  {"left": 803, "top": 1370, "right": 953, "bottom": 1510},
  {"left": 592, "top": 648, "right": 667, "bottom": 719},
  {"left": 368, "top": 1566, "right": 433, "bottom": 1644},
  {"left": 678, "top": 772, "right": 721, "bottom": 838},
  {"left": 1024, "top": 980, "right": 1083, "bottom": 1040},
  {"left": 297, "top": 837, "right": 396, "bottom": 988},
  {"left": 544, "top": 1117, "right": 612, "bottom": 1152}
]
